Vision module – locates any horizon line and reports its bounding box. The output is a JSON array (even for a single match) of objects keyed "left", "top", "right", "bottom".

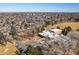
[{"left": 0, "top": 11, "right": 79, "bottom": 13}]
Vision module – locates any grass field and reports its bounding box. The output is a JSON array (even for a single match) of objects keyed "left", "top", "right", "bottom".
[
  {"left": 46, "top": 22, "right": 79, "bottom": 30},
  {"left": 0, "top": 42, "right": 17, "bottom": 55}
]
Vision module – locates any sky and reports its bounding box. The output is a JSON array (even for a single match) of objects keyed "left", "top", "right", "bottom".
[{"left": 0, "top": 3, "right": 79, "bottom": 12}]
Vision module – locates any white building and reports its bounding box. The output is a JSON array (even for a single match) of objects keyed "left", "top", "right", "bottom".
[
  {"left": 50, "top": 29, "right": 62, "bottom": 35},
  {"left": 38, "top": 29, "right": 62, "bottom": 39}
]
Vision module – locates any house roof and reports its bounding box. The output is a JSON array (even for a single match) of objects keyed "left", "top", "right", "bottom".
[
  {"left": 38, "top": 29, "right": 62, "bottom": 38},
  {"left": 50, "top": 29, "right": 62, "bottom": 32}
]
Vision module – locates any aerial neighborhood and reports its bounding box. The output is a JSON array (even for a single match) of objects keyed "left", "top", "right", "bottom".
[{"left": 0, "top": 12, "right": 79, "bottom": 55}]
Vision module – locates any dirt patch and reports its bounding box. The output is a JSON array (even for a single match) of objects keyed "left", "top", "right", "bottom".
[
  {"left": 45, "top": 22, "right": 79, "bottom": 30},
  {"left": 0, "top": 42, "right": 17, "bottom": 55}
]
